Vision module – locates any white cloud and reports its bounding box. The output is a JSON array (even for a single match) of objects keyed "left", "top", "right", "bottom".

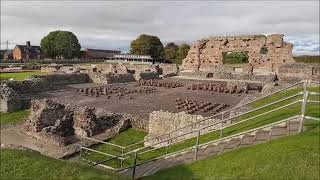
[{"left": 1, "top": 1, "right": 319, "bottom": 55}]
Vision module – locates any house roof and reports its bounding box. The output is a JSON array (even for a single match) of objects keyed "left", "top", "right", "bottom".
[
  {"left": 15, "top": 45, "right": 41, "bottom": 54},
  {"left": 84, "top": 48, "right": 121, "bottom": 54},
  {"left": 82, "top": 48, "right": 121, "bottom": 58}
]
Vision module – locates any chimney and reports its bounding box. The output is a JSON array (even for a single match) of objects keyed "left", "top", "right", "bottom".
[{"left": 26, "top": 41, "right": 31, "bottom": 47}]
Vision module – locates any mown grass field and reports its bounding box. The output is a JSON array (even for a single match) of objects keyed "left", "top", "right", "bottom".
[
  {"left": 0, "top": 149, "right": 128, "bottom": 180},
  {"left": 0, "top": 71, "right": 47, "bottom": 81},
  {"left": 294, "top": 55, "right": 320, "bottom": 64},
  {"left": 144, "top": 120, "right": 320, "bottom": 180},
  {"left": 0, "top": 110, "right": 30, "bottom": 125}
]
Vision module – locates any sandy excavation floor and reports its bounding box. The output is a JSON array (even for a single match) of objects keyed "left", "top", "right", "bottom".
[{"left": 25, "top": 79, "right": 255, "bottom": 120}]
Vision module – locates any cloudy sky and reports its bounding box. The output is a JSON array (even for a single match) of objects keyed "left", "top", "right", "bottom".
[{"left": 1, "top": 1, "right": 319, "bottom": 55}]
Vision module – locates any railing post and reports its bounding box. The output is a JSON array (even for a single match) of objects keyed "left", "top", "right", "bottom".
[
  {"left": 120, "top": 147, "right": 124, "bottom": 168},
  {"left": 299, "top": 80, "right": 309, "bottom": 133},
  {"left": 220, "top": 113, "right": 224, "bottom": 137},
  {"left": 194, "top": 130, "right": 200, "bottom": 161},
  {"left": 132, "top": 150, "right": 138, "bottom": 180},
  {"left": 165, "top": 139, "right": 169, "bottom": 155}
]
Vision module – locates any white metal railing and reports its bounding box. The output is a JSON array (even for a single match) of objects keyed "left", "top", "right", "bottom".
[{"left": 79, "top": 80, "right": 320, "bottom": 178}]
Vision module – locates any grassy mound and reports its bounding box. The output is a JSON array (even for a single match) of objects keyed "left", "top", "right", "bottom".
[
  {"left": 143, "top": 120, "right": 320, "bottom": 180},
  {"left": 0, "top": 149, "right": 128, "bottom": 180}
]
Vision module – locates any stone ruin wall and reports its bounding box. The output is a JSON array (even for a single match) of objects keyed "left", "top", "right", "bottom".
[
  {"left": 182, "top": 34, "right": 295, "bottom": 72},
  {"left": 144, "top": 111, "right": 221, "bottom": 147},
  {"left": 23, "top": 99, "right": 133, "bottom": 146},
  {"left": 0, "top": 73, "right": 90, "bottom": 112},
  {"left": 277, "top": 63, "right": 320, "bottom": 82}
]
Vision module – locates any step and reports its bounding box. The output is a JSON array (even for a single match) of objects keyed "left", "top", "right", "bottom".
[
  {"left": 197, "top": 145, "right": 217, "bottom": 160},
  {"left": 141, "top": 158, "right": 170, "bottom": 177},
  {"left": 223, "top": 138, "right": 242, "bottom": 152},
  {"left": 168, "top": 151, "right": 194, "bottom": 168},
  {"left": 287, "top": 120, "right": 300, "bottom": 134},
  {"left": 253, "top": 130, "right": 270, "bottom": 145},
  {"left": 238, "top": 134, "right": 255, "bottom": 147},
  {"left": 270, "top": 126, "right": 288, "bottom": 139}
]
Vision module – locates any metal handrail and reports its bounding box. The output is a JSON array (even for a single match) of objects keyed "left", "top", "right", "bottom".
[
  {"left": 118, "top": 115, "right": 301, "bottom": 172},
  {"left": 80, "top": 80, "right": 319, "bottom": 174},
  {"left": 120, "top": 94, "right": 301, "bottom": 156},
  {"left": 80, "top": 147, "right": 118, "bottom": 158},
  {"left": 125, "top": 100, "right": 300, "bottom": 158},
  {"left": 82, "top": 136, "right": 125, "bottom": 149},
  {"left": 124, "top": 81, "right": 304, "bottom": 149},
  {"left": 81, "top": 91, "right": 305, "bottom": 165}
]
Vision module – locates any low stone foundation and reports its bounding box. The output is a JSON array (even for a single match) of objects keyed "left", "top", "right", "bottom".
[
  {"left": 23, "top": 99, "right": 132, "bottom": 146},
  {"left": 144, "top": 111, "right": 220, "bottom": 147},
  {"left": 277, "top": 63, "right": 320, "bottom": 83}
]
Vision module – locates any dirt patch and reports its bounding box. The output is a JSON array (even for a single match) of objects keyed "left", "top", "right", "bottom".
[{"left": 24, "top": 79, "right": 253, "bottom": 120}]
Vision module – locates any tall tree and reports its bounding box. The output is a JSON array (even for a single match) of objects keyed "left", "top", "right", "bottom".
[
  {"left": 130, "top": 34, "right": 164, "bottom": 59},
  {"left": 176, "top": 43, "right": 190, "bottom": 64},
  {"left": 40, "top": 30, "right": 81, "bottom": 59},
  {"left": 164, "top": 42, "right": 178, "bottom": 62}
]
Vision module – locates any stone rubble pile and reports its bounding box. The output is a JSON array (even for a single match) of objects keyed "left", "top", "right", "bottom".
[
  {"left": 175, "top": 98, "right": 227, "bottom": 114},
  {"left": 138, "top": 79, "right": 184, "bottom": 88},
  {"left": 186, "top": 82, "right": 248, "bottom": 94},
  {"left": 23, "top": 99, "right": 132, "bottom": 146},
  {"left": 75, "top": 85, "right": 156, "bottom": 99}
]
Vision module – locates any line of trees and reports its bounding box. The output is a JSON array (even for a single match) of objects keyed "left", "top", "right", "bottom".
[
  {"left": 130, "top": 34, "right": 190, "bottom": 64},
  {"left": 40, "top": 31, "right": 190, "bottom": 64}
]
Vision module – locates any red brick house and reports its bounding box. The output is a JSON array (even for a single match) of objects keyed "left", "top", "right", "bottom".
[{"left": 13, "top": 41, "right": 43, "bottom": 62}]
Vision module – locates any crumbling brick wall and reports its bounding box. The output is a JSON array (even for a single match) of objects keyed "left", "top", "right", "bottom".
[
  {"left": 182, "top": 34, "right": 295, "bottom": 72},
  {"left": 23, "top": 99, "right": 132, "bottom": 146}
]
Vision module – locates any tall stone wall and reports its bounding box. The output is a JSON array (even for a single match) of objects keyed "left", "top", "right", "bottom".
[{"left": 182, "top": 34, "right": 294, "bottom": 72}]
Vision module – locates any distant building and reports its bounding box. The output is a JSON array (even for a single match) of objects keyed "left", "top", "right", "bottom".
[
  {"left": 13, "top": 41, "right": 43, "bottom": 62},
  {"left": 108, "top": 54, "right": 164, "bottom": 64},
  {"left": 3, "top": 50, "right": 13, "bottom": 61},
  {"left": 81, "top": 48, "right": 121, "bottom": 60}
]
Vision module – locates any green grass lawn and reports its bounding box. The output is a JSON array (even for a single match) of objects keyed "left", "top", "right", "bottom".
[
  {"left": 0, "top": 110, "right": 30, "bottom": 125},
  {"left": 143, "top": 120, "right": 320, "bottom": 180},
  {"left": 0, "top": 71, "right": 47, "bottom": 81},
  {"left": 0, "top": 149, "right": 128, "bottom": 180},
  {"left": 84, "top": 85, "right": 320, "bottom": 169}
]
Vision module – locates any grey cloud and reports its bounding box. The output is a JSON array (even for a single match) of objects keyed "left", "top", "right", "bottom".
[{"left": 1, "top": 1, "right": 319, "bottom": 55}]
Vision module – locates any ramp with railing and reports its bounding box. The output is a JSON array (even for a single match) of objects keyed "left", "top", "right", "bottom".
[{"left": 79, "top": 80, "right": 320, "bottom": 179}]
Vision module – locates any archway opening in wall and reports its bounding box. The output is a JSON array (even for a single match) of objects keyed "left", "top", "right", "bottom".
[{"left": 222, "top": 51, "right": 249, "bottom": 64}]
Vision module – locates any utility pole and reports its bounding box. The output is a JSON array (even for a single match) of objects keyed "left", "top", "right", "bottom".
[{"left": 6, "top": 40, "right": 9, "bottom": 50}]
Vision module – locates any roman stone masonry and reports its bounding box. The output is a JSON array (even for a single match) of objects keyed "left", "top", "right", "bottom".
[
  {"left": 23, "top": 99, "right": 132, "bottom": 146},
  {"left": 144, "top": 111, "right": 221, "bottom": 147},
  {"left": 182, "top": 34, "right": 295, "bottom": 72},
  {"left": 277, "top": 63, "right": 320, "bottom": 82},
  {"left": 0, "top": 83, "right": 23, "bottom": 112}
]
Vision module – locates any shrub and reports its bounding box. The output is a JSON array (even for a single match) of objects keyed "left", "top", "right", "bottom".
[
  {"left": 260, "top": 47, "right": 268, "bottom": 54},
  {"left": 222, "top": 51, "right": 249, "bottom": 64}
]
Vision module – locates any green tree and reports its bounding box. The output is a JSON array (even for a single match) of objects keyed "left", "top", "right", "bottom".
[
  {"left": 176, "top": 43, "right": 190, "bottom": 64},
  {"left": 40, "top": 30, "right": 81, "bottom": 59},
  {"left": 164, "top": 42, "right": 178, "bottom": 62},
  {"left": 130, "top": 34, "right": 164, "bottom": 59}
]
